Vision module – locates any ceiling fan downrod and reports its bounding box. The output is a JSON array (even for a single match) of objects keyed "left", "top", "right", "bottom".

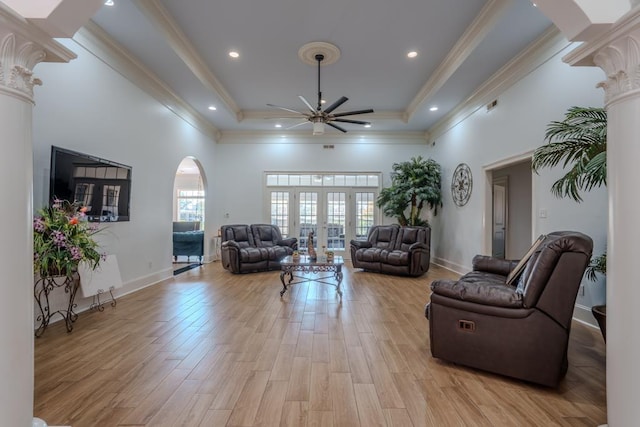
[{"left": 316, "top": 53, "right": 324, "bottom": 112}]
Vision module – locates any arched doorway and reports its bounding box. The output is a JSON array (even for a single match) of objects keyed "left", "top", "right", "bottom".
[{"left": 172, "top": 157, "right": 206, "bottom": 272}]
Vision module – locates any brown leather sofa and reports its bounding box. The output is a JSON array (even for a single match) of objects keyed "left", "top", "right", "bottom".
[
  {"left": 350, "top": 224, "right": 431, "bottom": 277},
  {"left": 220, "top": 224, "right": 298, "bottom": 273},
  {"left": 425, "top": 231, "right": 593, "bottom": 387}
]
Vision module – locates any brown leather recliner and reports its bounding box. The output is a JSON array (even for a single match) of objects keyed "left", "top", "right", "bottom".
[
  {"left": 425, "top": 231, "right": 593, "bottom": 387},
  {"left": 350, "top": 224, "right": 431, "bottom": 276},
  {"left": 220, "top": 224, "right": 297, "bottom": 273}
]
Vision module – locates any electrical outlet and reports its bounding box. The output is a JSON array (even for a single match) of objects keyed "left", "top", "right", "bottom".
[{"left": 148, "top": 261, "right": 153, "bottom": 270}]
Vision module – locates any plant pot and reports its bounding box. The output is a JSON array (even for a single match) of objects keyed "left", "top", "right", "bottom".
[{"left": 592, "top": 304, "right": 606, "bottom": 341}]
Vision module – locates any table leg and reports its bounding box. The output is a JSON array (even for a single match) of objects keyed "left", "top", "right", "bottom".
[
  {"left": 280, "top": 269, "right": 291, "bottom": 297},
  {"left": 335, "top": 267, "right": 343, "bottom": 297}
]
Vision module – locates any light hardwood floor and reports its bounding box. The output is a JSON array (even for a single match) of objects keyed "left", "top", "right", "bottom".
[{"left": 34, "top": 262, "right": 606, "bottom": 426}]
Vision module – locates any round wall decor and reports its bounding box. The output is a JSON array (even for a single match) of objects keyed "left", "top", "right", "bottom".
[{"left": 451, "top": 163, "right": 472, "bottom": 207}]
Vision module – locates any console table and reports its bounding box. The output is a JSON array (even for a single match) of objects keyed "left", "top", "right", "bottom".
[{"left": 279, "top": 255, "right": 344, "bottom": 297}]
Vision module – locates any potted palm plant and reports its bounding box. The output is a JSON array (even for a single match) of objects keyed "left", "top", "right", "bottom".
[
  {"left": 377, "top": 156, "right": 443, "bottom": 226},
  {"left": 532, "top": 106, "right": 607, "bottom": 340}
]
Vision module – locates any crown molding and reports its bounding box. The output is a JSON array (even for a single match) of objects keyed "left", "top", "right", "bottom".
[
  {"left": 563, "top": 7, "right": 640, "bottom": 67},
  {"left": 219, "top": 130, "right": 429, "bottom": 144},
  {"left": 75, "top": 21, "right": 221, "bottom": 141},
  {"left": 242, "top": 109, "right": 404, "bottom": 122},
  {"left": 0, "top": 3, "right": 76, "bottom": 63},
  {"left": 427, "top": 26, "right": 566, "bottom": 141},
  {"left": 405, "top": 0, "right": 511, "bottom": 121},
  {"left": 135, "top": 0, "right": 241, "bottom": 121}
]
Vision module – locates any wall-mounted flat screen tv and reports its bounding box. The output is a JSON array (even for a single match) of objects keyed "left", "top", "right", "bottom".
[{"left": 49, "top": 146, "right": 132, "bottom": 222}]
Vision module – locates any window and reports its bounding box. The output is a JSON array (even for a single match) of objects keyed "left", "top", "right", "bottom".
[
  {"left": 270, "top": 191, "right": 290, "bottom": 237},
  {"left": 177, "top": 189, "right": 205, "bottom": 224},
  {"left": 355, "top": 192, "right": 375, "bottom": 239}
]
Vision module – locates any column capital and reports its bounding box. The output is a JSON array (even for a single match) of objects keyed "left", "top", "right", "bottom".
[
  {"left": 564, "top": 9, "right": 640, "bottom": 105},
  {"left": 0, "top": 4, "right": 76, "bottom": 103}
]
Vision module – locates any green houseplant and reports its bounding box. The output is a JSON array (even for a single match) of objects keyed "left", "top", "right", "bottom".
[
  {"left": 377, "top": 156, "right": 443, "bottom": 226},
  {"left": 33, "top": 199, "right": 104, "bottom": 277},
  {"left": 532, "top": 106, "right": 607, "bottom": 339}
]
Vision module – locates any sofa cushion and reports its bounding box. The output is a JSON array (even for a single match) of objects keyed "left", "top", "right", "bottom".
[
  {"left": 369, "top": 225, "right": 398, "bottom": 249},
  {"left": 240, "top": 247, "right": 269, "bottom": 263},
  {"left": 395, "top": 226, "right": 427, "bottom": 252},
  {"left": 431, "top": 272, "right": 523, "bottom": 308},
  {"left": 358, "top": 247, "right": 384, "bottom": 262},
  {"left": 251, "top": 224, "right": 281, "bottom": 247},
  {"left": 222, "top": 224, "right": 254, "bottom": 248},
  {"left": 382, "top": 250, "right": 409, "bottom": 266}
]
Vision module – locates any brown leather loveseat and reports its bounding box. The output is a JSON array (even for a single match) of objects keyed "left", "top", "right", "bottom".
[
  {"left": 350, "top": 224, "right": 431, "bottom": 277},
  {"left": 220, "top": 224, "right": 298, "bottom": 273},
  {"left": 425, "top": 231, "right": 592, "bottom": 387}
]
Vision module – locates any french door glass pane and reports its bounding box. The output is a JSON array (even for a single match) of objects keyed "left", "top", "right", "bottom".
[
  {"left": 355, "top": 192, "right": 375, "bottom": 239},
  {"left": 299, "top": 192, "right": 318, "bottom": 248},
  {"left": 270, "top": 191, "right": 290, "bottom": 237},
  {"left": 326, "top": 192, "right": 346, "bottom": 251}
]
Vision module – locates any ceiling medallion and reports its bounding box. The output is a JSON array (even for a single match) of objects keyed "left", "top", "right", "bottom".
[
  {"left": 451, "top": 163, "right": 472, "bottom": 207},
  {"left": 298, "top": 41, "right": 341, "bottom": 66}
]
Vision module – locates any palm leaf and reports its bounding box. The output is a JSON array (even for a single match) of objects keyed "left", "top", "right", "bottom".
[{"left": 532, "top": 106, "right": 606, "bottom": 202}]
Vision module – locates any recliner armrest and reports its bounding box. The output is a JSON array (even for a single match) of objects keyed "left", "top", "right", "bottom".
[
  {"left": 350, "top": 240, "right": 372, "bottom": 249},
  {"left": 278, "top": 237, "right": 298, "bottom": 249},
  {"left": 472, "top": 255, "right": 518, "bottom": 276},
  {"left": 430, "top": 276, "right": 523, "bottom": 308},
  {"left": 407, "top": 242, "right": 428, "bottom": 252},
  {"left": 222, "top": 240, "right": 241, "bottom": 250}
]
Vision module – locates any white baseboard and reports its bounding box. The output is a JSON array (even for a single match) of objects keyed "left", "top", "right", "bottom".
[
  {"left": 573, "top": 303, "right": 598, "bottom": 329},
  {"left": 431, "top": 257, "right": 470, "bottom": 275}
]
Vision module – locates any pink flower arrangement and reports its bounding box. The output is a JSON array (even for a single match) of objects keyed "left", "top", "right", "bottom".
[{"left": 33, "top": 199, "right": 105, "bottom": 277}]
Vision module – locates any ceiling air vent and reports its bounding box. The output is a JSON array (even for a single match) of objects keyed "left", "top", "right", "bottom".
[
  {"left": 323, "top": 144, "right": 335, "bottom": 149},
  {"left": 486, "top": 99, "right": 498, "bottom": 112}
]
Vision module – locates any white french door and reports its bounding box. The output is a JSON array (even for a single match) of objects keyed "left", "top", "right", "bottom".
[
  {"left": 266, "top": 173, "right": 380, "bottom": 259},
  {"left": 293, "top": 188, "right": 376, "bottom": 258},
  {"left": 296, "top": 189, "right": 346, "bottom": 256}
]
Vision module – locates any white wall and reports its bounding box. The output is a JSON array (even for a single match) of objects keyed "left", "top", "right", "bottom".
[
  {"left": 428, "top": 41, "right": 607, "bottom": 323},
  {"left": 212, "top": 136, "right": 429, "bottom": 230},
  {"left": 32, "top": 37, "right": 218, "bottom": 313}
]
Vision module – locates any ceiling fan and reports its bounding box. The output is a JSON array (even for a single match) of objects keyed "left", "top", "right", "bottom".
[{"left": 267, "top": 53, "right": 374, "bottom": 135}]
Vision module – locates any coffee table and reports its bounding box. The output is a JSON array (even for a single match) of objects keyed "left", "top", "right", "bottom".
[{"left": 279, "top": 255, "right": 344, "bottom": 297}]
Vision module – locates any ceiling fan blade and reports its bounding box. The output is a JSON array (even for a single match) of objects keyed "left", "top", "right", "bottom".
[
  {"left": 286, "top": 121, "right": 310, "bottom": 130},
  {"left": 326, "top": 122, "right": 347, "bottom": 133},
  {"left": 333, "top": 118, "right": 370, "bottom": 125},
  {"left": 323, "top": 96, "right": 349, "bottom": 114},
  {"left": 267, "top": 104, "right": 306, "bottom": 115},
  {"left": 298, "top": 96, "right": 316, "bottom": 113},
  {"left": 331, "top": 108, "right": 374, "bottom": 118}
]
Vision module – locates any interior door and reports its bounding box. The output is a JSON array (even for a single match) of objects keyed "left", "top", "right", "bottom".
[{"left": 492, "top": 177, "right": 508, "bottom": 258}]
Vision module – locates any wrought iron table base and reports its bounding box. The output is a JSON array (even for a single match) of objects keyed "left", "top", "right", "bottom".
[
  {"left": 34, "top": 273, "right": 80, "bottom": 338},
  {"left": 279, "top": 261, "right": 343, "bottom": 297},
  {"left": 90, "top": 287, "right": 117, "bottom": 311}
]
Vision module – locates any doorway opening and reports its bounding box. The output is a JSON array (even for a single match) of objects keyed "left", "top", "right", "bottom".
[
  {"left": 172, "top": 157, "right": 206, "bottom": 272},
  {"left": 484, "top": 155, "right": 533, "bottom": 259}
]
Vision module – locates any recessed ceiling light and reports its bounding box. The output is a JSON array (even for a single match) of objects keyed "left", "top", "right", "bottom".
[
  {"left": 229, "top": 51, "right": 239, "bottom": 58},
  {"left": 208, "top": 105, "right": 217, "bottom": 111},
  {"left": 364, "top": 124, "right": 372, "bottom": 128},
  {"left": 532, "top": 3, "right": 537, "bottom": 7},
  {"left": 275, "top": 124, "right": 282, "bottom": 128},
  {"left": 429, "top": 106, "right": 438, "bottom": 112},
  {"left": 104, "top": 0, "right": 114, "bottom": 5},
  {"left": 407, "top": 51, "right": 418, "bottom": 58},
  {"left": 321, "top": 99, "right": 327, "bottom": 104}
]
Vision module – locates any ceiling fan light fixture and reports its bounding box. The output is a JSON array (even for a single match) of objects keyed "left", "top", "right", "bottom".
[{"left": 313, "top": 121, "right": 325, "bottom": 135}]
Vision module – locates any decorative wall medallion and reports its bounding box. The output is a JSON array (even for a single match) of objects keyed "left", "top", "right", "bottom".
[{"left": 451, "top": 163, "right": 472, "bottom": 207}]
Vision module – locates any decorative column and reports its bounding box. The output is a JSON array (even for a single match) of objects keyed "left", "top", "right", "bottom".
[
  {"left": 0, "top": 6, "right": 75, "bottom": 426},
  {"left": 565, "top": 9, "right": 640, "bottom": 426}
]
